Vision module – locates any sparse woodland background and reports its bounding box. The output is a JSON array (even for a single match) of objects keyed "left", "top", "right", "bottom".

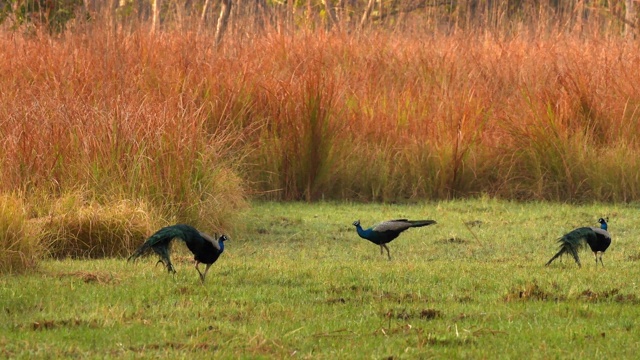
[
  {"left": 0, "top": 0, "right": 638, "bottom": 37},
  {"left": 1, "top": 0, "right": 640, "bottom": 270}
]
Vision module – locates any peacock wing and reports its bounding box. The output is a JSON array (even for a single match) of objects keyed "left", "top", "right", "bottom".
[
  {"left": 199, "top": 232, "right": 221, "bottom": 251},
  {"left": 591, "top": 227, "right": 610, "bottom": 238},
  {"left": 591, "top": 227, "right": 612, "bottom": 250},
  {"left": 373, "top": 220, "right": 411, "bottom": 232},
  {"left": 559, "top": 227, "right": 595, "bottom": 250}
]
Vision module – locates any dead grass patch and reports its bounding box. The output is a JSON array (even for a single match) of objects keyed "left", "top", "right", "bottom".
[
  {"left": 126, "top": 342, "right": 216, "bottom": 352},
  {"left": 439, "top": 237, "right": 469, "bottom": 244},
  {"left": 384, "top": 308, "right": 442, "bottom": 320},
  {"left": 56, "top": 271, "right": 117, "bottom": 284},
  {"left": 419, "top": 334, "right": 474, "bottom": 347},
  {"left": 504, "top": 282, "right": 565, "bottom": 302},
  {"left": 30, "top": 318, "right": 101, "bottom": 331},
  {"left": 379, "top": 291, "right": 430, "bottom": 303},
  {"left": 326, "top": 297, "right": 346, "bottom": 304},
  {"left": 627, "top": 253, "right": 640, "bottom": 261},
  {"left": 39, "top": 192, "right": 160, "bottom": 259},
  {"left": 0, "top": 194, "right": 41, "bottom": 273},
  {"left": 579, "top": 289, "right": 639, "bottom": 304}
]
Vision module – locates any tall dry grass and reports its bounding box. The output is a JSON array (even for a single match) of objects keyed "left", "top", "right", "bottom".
[
  {"left": 1, "top": 25, "right": 640, "bottom": 208},
  {"left": 241, "top": 32, "right": 640, "bottom": 201},
  {"left": 0, "top": 28, "right": 247, "bottom": 230}
]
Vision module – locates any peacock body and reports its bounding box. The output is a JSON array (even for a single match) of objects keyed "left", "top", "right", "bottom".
[
  {"left": 545, "top": 218, "right": 610, "bottom": 268},
  {"left": 128, "top": 224, "right": 227, "bottom": 282},
  {"left": 353, "top": 219, "right": 437, "bottom": 260}
]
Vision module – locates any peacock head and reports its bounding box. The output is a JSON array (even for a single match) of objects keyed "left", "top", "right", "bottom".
[
  {"left": 352, "top": 220, "right": 360, "bottom": 227},
  {"left": 598, "top": 217, "right": 608, "bottom": 230},
  {"left": 218, "top": 234, "right": 228, "bottom": 242}
]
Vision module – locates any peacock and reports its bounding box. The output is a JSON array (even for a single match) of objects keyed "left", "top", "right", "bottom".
[
  {"left": 545, "top": 218, "right": 611, "bottom": 268},
  {"left": 128, "top": 224, "right": 228, "bottom": 282},
  {"left": 352, "top": 219, "right": 437, "bottom": 260}
]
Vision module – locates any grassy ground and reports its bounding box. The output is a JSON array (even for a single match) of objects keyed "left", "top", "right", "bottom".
[{"left": 1, "top": 199, "right": 639, "bottom": 358}]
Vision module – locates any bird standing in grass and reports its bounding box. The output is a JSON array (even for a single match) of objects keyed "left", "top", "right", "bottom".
[
  {"left": 352, "top": 219, "right": 437, "bottom": 260},
  {"left": 545, "top": 218, "right": 611, "bottom": 268},
  {"left": 128, "top": 224, "right": 227, "bottom": 282}
]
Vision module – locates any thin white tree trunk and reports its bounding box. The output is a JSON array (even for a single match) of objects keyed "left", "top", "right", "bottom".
[
  {"left": 215, "top": 0, "right": 232, "bottom": 47},
  {"left": 626, "top": 0, "right": 636, "bottom": 38},
  {"left": 151, "top": 0, "right": 161, "bottom": 33},
  {"left": 200, "top": 0, "right": 212, "bottom": 31},
  {"left": 359, "top": 0, "right": 375, "bottom": 30}
]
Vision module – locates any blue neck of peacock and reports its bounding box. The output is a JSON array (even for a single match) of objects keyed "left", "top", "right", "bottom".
[
  {"left": 218, "top": 240, "right": 225, "bottom": 253},
  {"left": 356, "top": 224, "right": 372, "bottom": 238},
  {"left": 600, "top": 222, "right": 607, "bottom": 231}
]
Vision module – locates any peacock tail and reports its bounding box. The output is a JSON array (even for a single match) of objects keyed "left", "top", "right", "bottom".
[
  {"left": 545, "top": 226, "right": 607, "bottom": 267},
  {"left": 128, "top": 225, "right": 186, "bottom": 273},
  {"left": 406, "top": 220, "right": 438, "bottom": 227},
  {"left": 558, "top": 227, "right": 593, "bottom": 250}
]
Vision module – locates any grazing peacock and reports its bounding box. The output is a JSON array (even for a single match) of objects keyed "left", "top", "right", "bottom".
[
  {"left": 128, "top": 224, "right": 228, "bottom": 282},
  {"left": 545, "top": 218, "right": 611, "bottom": 268},
  {"left": 352, "top": 219, "right": 437, "bottom": 260}
]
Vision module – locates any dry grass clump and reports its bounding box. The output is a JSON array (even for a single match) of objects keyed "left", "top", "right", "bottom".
[
  {"left": 503, "top": 282, "right": 563, "bottom": 302},
  {"left": 0, "top": 194, "right": 40, "bottom": 273},
  {"left": 40, "top": 192, "right": 161, "bottom": 259}
]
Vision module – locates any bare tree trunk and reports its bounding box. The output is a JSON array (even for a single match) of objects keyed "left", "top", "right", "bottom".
[
  {"left": 306, "top": 0, "right": 314, "bottom": 28},
  {"left": 82, "top": 0, "right": 92, "bottom": 13},
  {"left": 136, "top": 0, "right": 147, "bottom": 22},
  {"left": 151, "top": 0, "right": 161, "bottom": 33},
  {"left": 185, "top": 0, "right": 194, "bottom": 16},
  {"left": 117, "top": 0, "right": 129, "bottom": 29},
  {"left": 574, "top": 0, "right": 584, "bottom": 33},
  {"left": 626, "top": 0, "right": 636, "bottom": 38},
  {"left": 200, "top": 0, "right": 212, "bottom": 31},
  {"left": 215, "top": 0, "right": 232, "bottom": 47},
  {"left": 175, "top": 0, "right": 184, "bottom": 27},
  {"left": 110, "top": 0, "right": 118, "bottom": 34},
  {"left": 254, "top": 0, "right": 271, "bottom": 31},
  {"left": 359, "top": 0, "right": 375, "bottom": 29},
  {"left": 336, "top": 0, "right": 344, "bottom": 26},
  {"left": 323, "top": 0, "right": 340, "bottom": 30}
]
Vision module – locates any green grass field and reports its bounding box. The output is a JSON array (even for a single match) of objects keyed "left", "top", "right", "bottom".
[{"left": 2, "top": 199, "right": 639, "bottom": 358}]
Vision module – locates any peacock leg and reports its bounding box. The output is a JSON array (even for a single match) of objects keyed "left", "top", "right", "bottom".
[
  {"left": 598, "top": 252, "right": 605, "bottom": 267},
  {"left": 382, "top": 244, "right": 391, "bottom": 260},
  {"left": 167, "top": 262, "right": 176, "bottom": 274},
  {"left": 200, "top": 264, "right": 212, "bottom": 283},
  {"left": 195, "top": 261, "right": 204, "bottom": 282},
  {"left": 155, "top": 259, "right": 174, "bottom": 273}
]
